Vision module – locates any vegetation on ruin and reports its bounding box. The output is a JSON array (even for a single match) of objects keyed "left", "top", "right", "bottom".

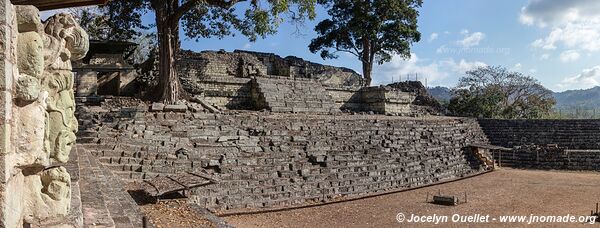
[
  {"left": 83, "top": 0, "right": 317, "bottom": 103},
  {"left": 309, "top": 0, "right": 422, "bottom": 86},
  {"left": 448, "top": 66, "right": 555, "bottom": 119}
]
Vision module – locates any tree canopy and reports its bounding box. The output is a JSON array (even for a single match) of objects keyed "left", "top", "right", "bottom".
[
  {"left": 309, "top": 0, "right": 422, "bottom": 86},
  {"left": 73, "top": 1, "right": 148, "bottom": 41},
  {"left": 448, "top": 66, "right": 555, "bottom": 119}
]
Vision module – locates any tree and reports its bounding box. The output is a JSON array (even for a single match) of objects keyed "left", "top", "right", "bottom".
[
  {"left": 144, "top": 0, "right": 318, "bottom": 103},
  {"left": 448, "top": 66, "right": 555, "bottom": 119},
  {"left": 309, "top": 0, "right": 422, "bottom": 86},
  {"left": 82, "top": 0, "right": 316, "bottom": 103}
]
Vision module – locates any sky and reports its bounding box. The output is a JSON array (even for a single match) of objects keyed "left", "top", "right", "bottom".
[{"left": 42, "top": 0, "right": 600, "bottom": 92}]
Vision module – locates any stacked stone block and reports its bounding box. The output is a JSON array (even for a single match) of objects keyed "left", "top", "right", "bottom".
[
  {"left": 77, "top": 99, "right": 489, "bottom": 212},
  {"left": 493, "top": 145, "right": 600, "bottom": 170},
  {"left": 252, "top": 76, "right": 339, "bottom": 113},
  {"left": 478, "top": 119, "right": 600, "bottom": 149}
]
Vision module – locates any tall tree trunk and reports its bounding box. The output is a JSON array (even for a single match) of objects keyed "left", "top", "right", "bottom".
[
  {"left": 153, "top": 1, "right": 181, "bottom": 104},
  {"left": 361, "top": 39, "right": 373, "bottom": 86},
  {"left": 362, "top": 60, "right": 373, "bottom": 87}
]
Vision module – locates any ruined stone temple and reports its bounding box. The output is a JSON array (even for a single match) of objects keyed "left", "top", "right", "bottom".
[{"left": 4, "top": 1, "right": 600, "bottom": 227}]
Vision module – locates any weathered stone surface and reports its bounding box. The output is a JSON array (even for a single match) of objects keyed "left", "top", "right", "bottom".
[
  {"left": 0, "top": 3, "right": 89, "bottom": 226},
  {"left": 17, "top": 31, "right": 44, "bottom": 78},
  {"left": 478, "top": 119, "right": 600, "bottom": 149},
  {"left": 15, "top": 5, "right": 42, "bottom": 33},
  {"left": 44, "top": 12, "right": 88, "bottom": 164},
  {"left": 251, "top": 76, "right": 339, "bottom": 114},
  {"left": 15, "top": 74, "right": 39, "bottom": 101},
  {"left": 164, "top": 104, "right": 187, "bottom": 112},
  {"left": 77, "top": 98, "right": 490, "bottom": 212},
  {"left": 150, "top": 102, "right": 165, "bottom": 112}
]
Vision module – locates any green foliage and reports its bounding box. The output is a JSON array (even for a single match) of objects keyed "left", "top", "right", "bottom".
[
  {"left": 77, "top": 0, "right": 317, "bottom": 44},
  {"left": 309, "top": 0, "right": 422, "bottom": 85},
  {"left": 448, "top": 66, "right": 556, "bottom": 119},
  {"left": 72, "top": 1, "right": 148, "bottom": 41}
]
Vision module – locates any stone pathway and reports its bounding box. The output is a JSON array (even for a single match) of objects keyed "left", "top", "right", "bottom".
[{"left": 77, "top": 145, "right": 148, "bottom": 228}]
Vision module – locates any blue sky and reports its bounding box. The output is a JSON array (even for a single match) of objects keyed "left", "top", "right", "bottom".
[{"left": 45, "top": 0, "right": 600, "bottom": 92}]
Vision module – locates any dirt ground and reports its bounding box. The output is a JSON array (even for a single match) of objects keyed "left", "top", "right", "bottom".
[
  {"left": 140, "top": 199, "right": 215, "bottom": 228},
  {"left": 225, "top": 168, "right": 600, "bottom": 228}
]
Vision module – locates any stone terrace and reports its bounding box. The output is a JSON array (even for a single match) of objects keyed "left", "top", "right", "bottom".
[
  {"left": 252, "top": 76, "right": 339, "bottom": 113},
  {"left": 77, "top": 98, "right": 489, "bottom": 212}
]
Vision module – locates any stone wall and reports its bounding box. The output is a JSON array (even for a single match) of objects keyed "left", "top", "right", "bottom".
[
  {"left": 251, "top": 76, "right": 338, "bottom": 113},
  {"left": 478, "top": 119, "right": 600, "bottom": 149},
  {"left": 493, "top": 145, "right": 600, "bottom": 170},
  {"left": 77, "top": 99, "right": 489, "bottom": 212},
  {"left": 359, "top": 86, "right": 415, "bottom": 115}
]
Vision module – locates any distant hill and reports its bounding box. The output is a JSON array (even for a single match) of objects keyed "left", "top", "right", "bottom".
[
  {"left": 427, "top": 85, "right": 600, "bottom": 109},
  {"left": 553, "top": 86, "right": 600, "bottom": 109},
  {"left": 427, "top": 86, "right": 452, "bottom": 103}
]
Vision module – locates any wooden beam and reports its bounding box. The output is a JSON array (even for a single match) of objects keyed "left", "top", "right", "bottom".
[{"left": 11, "top": 0, "right": 109, "bottom": 11}]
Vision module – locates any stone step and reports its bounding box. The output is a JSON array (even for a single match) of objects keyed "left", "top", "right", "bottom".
[{"left": 77, "top": 146, "right": 149, "bottom": 228}]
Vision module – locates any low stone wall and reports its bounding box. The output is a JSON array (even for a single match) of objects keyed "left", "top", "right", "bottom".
[
  {"left": 77, "top": 100, "right": 489, "bottom": 212},
  {"left": 493, "top": 145, "right": 600, "bottom": 170},
  {"left": 478, "top": 119, "right": 600, "bottom": 149}
]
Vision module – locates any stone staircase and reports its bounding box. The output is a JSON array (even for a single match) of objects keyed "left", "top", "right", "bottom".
[
  {"left": 77, "top": 100, "right": 491, "bottom": 211},
  {"left": 77, "top": 145, "right": 149, "bottom": 228},
  {"left": 252, "top": 76, "right": 339, "bottom": 113},
  {"left": 472, "top": 149, "right": 495, "bottom": 171}
]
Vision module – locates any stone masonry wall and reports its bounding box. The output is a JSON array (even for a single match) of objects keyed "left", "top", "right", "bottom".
[
  {"left": 493, "top": 145, "right": 600, "bottom": 170},
  {"left": 251, "top": 76, "right": 338, "bottom": 113},
  {"left": 478, "top": 119, "right": 600, "bottom": 149},
  {"left": 77, "top": 99, "right": 489, "bottom": 212}
]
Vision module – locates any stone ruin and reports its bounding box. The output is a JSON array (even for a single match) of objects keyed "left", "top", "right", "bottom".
[
  {"left": 75, "top": 47, "right": 443, "bottom": 116},
  {"left": 5, "top": 1, "right": 600, "bottom": 227},
  {"left": 175, "top": 49, "right": 442, "bottom": 116},
  {"left": 0, "top": 2, "right": 88, "bottom": 227}
]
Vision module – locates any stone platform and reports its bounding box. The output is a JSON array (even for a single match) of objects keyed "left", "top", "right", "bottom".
[{"left": 76, "top": 98, "right": 489, "bottom": 212}]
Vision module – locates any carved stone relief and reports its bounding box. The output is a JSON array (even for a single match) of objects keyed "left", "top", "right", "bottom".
[{"left": 8, "top": 4, "right": 88, "bottom": 226}]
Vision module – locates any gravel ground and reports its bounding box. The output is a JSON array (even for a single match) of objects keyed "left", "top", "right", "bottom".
[
  {"left": 140, "top": 199, "right": 215, "bottom": 228},
  {"left": 226, "top": 168, "right": 600, "bottom": 228}
]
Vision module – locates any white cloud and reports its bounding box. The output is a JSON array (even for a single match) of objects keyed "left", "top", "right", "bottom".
[
  {"left": 512, "top": 63, "right": 523, "bottom": 70},
  {"left": 540, "top": 53, "right": 550, "bottom": 60},
  {"left": 443, "top": 59, "right": 487, "bottom": 74},
  {"left": 428, "top": 33, "right": 439, "bottom": 43},
  {"left": 243, "top": 43, "right": 252, "bottom": 49},
  {"left": 559, "top": 50, "right": 581, "bottom": 62},
  {"left": 372, "top": 53, "right": 486, "bottom": 86},
  {"left": 522, "top": 0, "right": 600, "bottom": 52},
  {"left": 556, "top": 65, "right": 600, "bottom": 90},
  {"left": 457, "top": 31, "right": 485, "bottom": 48}
]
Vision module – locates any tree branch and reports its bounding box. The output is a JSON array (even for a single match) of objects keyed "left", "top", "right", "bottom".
[
  {"left": 173, "top": 0, "right": 247, "bottom": 21},
  {"left": 333, "top": 48, "right": 360, "bottom": 58}
]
